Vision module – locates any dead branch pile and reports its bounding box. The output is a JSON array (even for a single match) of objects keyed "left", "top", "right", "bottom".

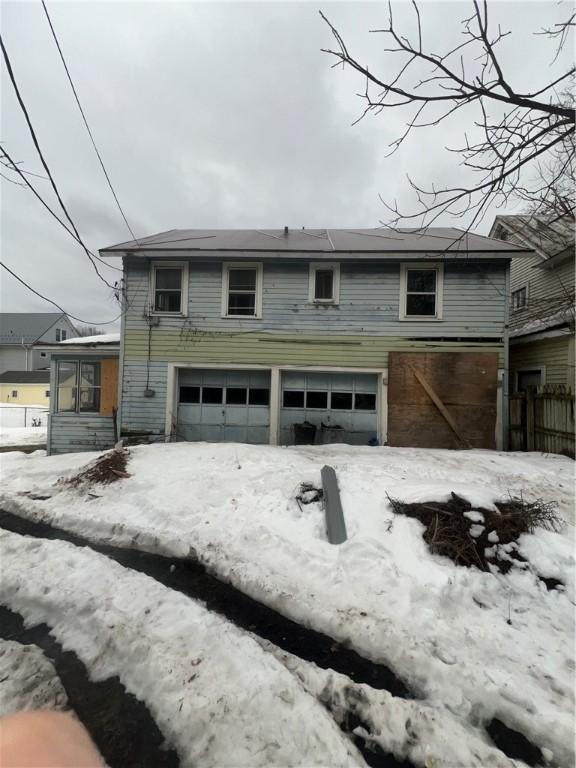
[
  {"left": 387, "top": 492, "right": 563, "bottom": 574},
  {"left": 63, "top": 449, "right": 130, "bottom": 488}
]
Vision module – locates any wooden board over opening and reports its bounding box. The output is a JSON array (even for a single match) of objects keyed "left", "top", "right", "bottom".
[{"left": 387, "top": 352, "right": 498, "bottom": 449}]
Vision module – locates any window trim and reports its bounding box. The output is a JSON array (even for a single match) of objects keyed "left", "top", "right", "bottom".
[
  {"left": 399, "top": 263, "right": 444, "bottom": 321},
  {"left": 511, "top": 283, "right": 529, "bottom": 313},
  {"left": 308, "top": 262, "right": 340, "bottom": 305},
  {"left": 221, "top": 262, "right": 263, "bottom": 319},
  {"left": 150, "top": 261, "right": 189, "bottom": 316}
]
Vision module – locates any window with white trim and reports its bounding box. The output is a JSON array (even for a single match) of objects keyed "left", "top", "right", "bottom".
[
  {"left": 61, "top": 330, "right": 67, "bottom": 341},
  {"left": 400, "top": 264, "right": 443, "bottom": 319},
  {"left": 56, "top": 361, "right": 101, "bottom": 413},
  {"left": 222, "top": 263, "right": 262, "bottom": 318},
  {"left": 512, "top": 286, "right": 528, "bottom": 311},
  {"left": 151, "top": 263, "right": 188, "bottom": 314},
  {"left": 56, "top": 329, "right": 61, "bottom": 342},
  {"left": 309, "top": 262, "right": 340, "bottom": 304}
]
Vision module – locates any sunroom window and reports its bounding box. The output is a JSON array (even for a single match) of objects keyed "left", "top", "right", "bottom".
[{"left": 57, "top": 361, "right": 101, "bottom": 413}]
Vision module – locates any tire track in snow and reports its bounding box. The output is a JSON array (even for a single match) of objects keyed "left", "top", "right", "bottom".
[
  {"left": 0, "top": 605, "right": 178, "bottom": 768},
  {"left": 0, "top": 508, "right": 410, "bottom": 698}
]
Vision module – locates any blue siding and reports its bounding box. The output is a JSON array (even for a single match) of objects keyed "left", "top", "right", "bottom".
[
  {"left": 48, "top": 413, "right": 116, "bottom": 455},
  {"left": 121, "top": 360, "right": 168, "bottom": 436},
  {"left": 124, "top": 258, "right": 507, "bottom": 338}
]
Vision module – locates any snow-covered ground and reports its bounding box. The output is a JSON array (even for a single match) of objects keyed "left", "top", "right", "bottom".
[
  {"left": 0, "top": 443, "right": 574, "bottom": 766},
  {"left": 0, "top": 640, "right": 68, "bottom": 717},
  {"left": 0, "top": 426, "right": 47, "bottom": 448}
]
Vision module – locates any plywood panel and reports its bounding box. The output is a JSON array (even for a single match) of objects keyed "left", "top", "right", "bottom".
[
  {"left": 100, "top": 358, "right": 119, "bottom": 416},
  {"left": 388, "top": 352, "right": 498, "bottom": 449}
]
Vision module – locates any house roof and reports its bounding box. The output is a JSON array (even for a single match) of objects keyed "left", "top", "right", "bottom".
[
  {"left": 0, "top": 313, "right": 67, "bottom": 345},
  {"left": 100, "top": 227, "right": 531, "bottom": 258},
  {"left": 0, "top": 370, "right": 51, "bottom": 384},
  {"left": 489, "top": 215, "right": 575, "bottom": 261}
]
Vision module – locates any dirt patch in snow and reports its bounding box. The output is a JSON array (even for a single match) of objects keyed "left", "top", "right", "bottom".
[
  {"left": 0, "top": 606, "right": 178, "bottom": 768},
  {"left": 388, "top": 492, "right": 564, "bottom": 583},
  {"left": 62, "top": 449, "right": 130, "bottom": 488}
]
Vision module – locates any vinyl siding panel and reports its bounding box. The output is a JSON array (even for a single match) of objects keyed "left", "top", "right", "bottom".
[
  {"left": 509, "top": 252, "right": 574, "bottom": 333},
  {"left": 121, "top": 361, "right": 168, "bottom": 435},
  {"left": 510, "top": 335, "right": 574, "bottom": 387},
  {"left": 124, "top": 258, "right": 507, "bottom": 337},
  {"left": 48, "top": 414, "right": 116, "bottom": 455}
]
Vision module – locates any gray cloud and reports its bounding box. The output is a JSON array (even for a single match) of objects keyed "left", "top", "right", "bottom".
[{"left": 1, "top": 1, "right": 571, "bottom": 326}]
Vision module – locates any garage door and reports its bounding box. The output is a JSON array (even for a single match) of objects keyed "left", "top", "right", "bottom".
[
  {"left": 177, "top": 369, "right": 270, "bottom": 444},
  {"left": 280, "top": 371, "right": 378, "bottom": 445}
]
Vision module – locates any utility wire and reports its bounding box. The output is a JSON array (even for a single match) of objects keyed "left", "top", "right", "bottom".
[
  {"left": 0, "top": 32, "right": 115, "bottom": 288},
  {"left": 0, "top": 262, "right": 122, "bottom": 326},
  {"left": 0, "top": 146, "right": 122, "bottom": 273},
  {"left": 41, "top": 0, "right": 139, "bottom": 244}
]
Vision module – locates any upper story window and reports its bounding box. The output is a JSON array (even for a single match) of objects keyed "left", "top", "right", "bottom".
[
  {"left": 151, "top": 262, "right": 189, "bottom": 315},
  {"left": 222, "top": 262, "right": 263, "bottom": 318},
  {"left": 61, "top": 330, "right": 67, "bottom": 341},
  {"left": 56, "top": 329, "right": 61, "bottom": 342},
  {"left": 309, "top": 262, "right": 340, "bottom": 304},
  {"left": 400, "top": 264, "right": 444, "bottom": 320},
  {"left": 512, "top": 286, "right": 528, "bottom": 312},
  {"left": 57, "top": 360, "right": 101, "bottom": 413}
]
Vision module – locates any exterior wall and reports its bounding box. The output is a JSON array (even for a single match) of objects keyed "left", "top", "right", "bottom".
[
  {"left": 0, "top": 383, "right": 50, "bottom": 406},
  {"left": 119, "top": 256, "right": 508, "bottom": 442},
  {"left": 48, "top": 413, "right": 116, "bottom": 455},
  {"left": 124, "top": 258, "right": 507, "bottom": 337},
  {"left": 0, "top": 346, "right": 28, "bottom": 373},
  {"left": 509, "top": 252, "right": 574, "bottom": 333},
  {"left": 510, "top": 334, "right": 575, "bottom": 389},
  {"left": 36, "top": 316, "right": 78, "bottom": 344}
]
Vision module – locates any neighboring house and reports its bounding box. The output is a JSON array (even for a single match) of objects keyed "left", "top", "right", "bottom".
[
  {"left": 489, "top": 215, "right": 575, "bottom": 392},
  {"left": 45, "top": 334, "right": 120, "bottom": 455},
  {"left": 0, "top": 370, "right": 51, "bottom": 406},
  {"left": 47, "top": 227, "right": 531, "bottom": 455},
  {"left": 0, "top": 313, "right": 78, "bottom": 373}
]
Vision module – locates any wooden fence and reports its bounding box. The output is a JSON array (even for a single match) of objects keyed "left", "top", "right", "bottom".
[{"left": 509, "top": 385, "right": 575, "bottom": 457}]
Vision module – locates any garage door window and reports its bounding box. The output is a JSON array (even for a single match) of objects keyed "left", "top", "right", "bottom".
[
  {"left": 202, "top": 387, "right": 223, "bottom": 404},
  {"left": 180, "top": 386, "right": 200, "bottom": 403},
  {"left": 354, "top": 393, "right": 376, "bottom": 410},
  {"left": 283, "top": 390, "right": 305, "bottom": 408},
  {"left": 306, "top": 391, "right": 328, "bottom": 409},
  {"left": 331, "top": 392, "right": 353, "bottom": 410},
  {"left": 248, "top": 388, "right": 270, "bottom": 406},
  {"left": 226, "top": 387, "right": 248, "bottom": 405}
]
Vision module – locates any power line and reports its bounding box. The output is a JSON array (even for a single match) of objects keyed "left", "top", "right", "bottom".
[
  {"left": 0, "top": 261, "right": 122, "bottom": 326},
  {"left": 41, "top": 0, "right": 140, "bottom": 244},
  {"left": 0, "top": 32, "right": 115, "bottom": 289},
  {"left": 0, "top": 145, "right": 122, "bottom": 273}
]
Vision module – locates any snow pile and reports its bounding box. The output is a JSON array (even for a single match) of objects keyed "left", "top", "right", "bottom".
[
  {"left": 0, "top": 640, "right": 68, "bottom": 717},
  {"left": 0, "top": 426, "right": 47, "bottom": 448},
  {"left": 0, "top": 530, "right": 361, "bottom": 768},
  {"left": 0, "top": 443, "right": 574, "bottom": 765}
]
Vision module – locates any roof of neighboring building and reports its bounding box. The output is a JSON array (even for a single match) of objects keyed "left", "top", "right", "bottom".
[
  {"left": 100, "top": 227, "right": 531, "bottom": 257},
  {"left": 60, "top": 333, "right": 120, "bottom": 346},
  {"left": 0, "top": 313, "right": 69, "bottom": 345},
  {"left": 489, "top": 215, "right": 575, "bottom": 261},
  {"left": 0, "top": 370, "right": 51, "bottom": 384}
]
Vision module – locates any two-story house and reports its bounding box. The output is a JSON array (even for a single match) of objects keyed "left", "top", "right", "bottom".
[
  {"left": 489, "top": 215, "right": 575, "bottom": 391},
  {"left": 0, "top": 313, "right": 78, "bottom": 373},
  {"left": 45, "top": 227, "right": 530, "bottom": 455}
]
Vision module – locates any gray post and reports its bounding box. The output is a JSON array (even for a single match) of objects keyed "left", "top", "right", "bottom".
[{"left": 321, "top": 465, "right": 347, "bottom": 545}]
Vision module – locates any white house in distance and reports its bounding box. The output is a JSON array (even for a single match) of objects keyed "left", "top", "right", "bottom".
[{"left": 0, "top": 313, "right": 78, "bottom": 373}]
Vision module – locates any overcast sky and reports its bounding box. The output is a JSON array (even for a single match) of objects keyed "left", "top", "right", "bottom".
[{"left": 1, "top": 1, "right": 572, "bottom": 328}]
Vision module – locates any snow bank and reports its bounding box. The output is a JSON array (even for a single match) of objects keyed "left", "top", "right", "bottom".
[
  {"left": 0, "top": 640, "right": 68, "bottom": 717},
  {"left": 59, "top": 333, "right": 119, "bottom": 345},
  {"left": 0, "top": 530, "right": 361, "bottom": 768},
  {"left": 1, "top": 443, "right": 574, "bottom": 766},
  {"left": 0, "top": 426, "right": 47, "bottom": 448}
]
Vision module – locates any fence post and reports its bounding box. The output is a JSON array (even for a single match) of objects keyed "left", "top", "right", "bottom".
[{"left": 526, "top": 386, "right": 535, "bottom": 451}]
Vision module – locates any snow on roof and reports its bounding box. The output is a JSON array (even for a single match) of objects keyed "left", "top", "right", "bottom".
[{"left": 60, "top": 333, "right": 120, "bottom": 346}]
